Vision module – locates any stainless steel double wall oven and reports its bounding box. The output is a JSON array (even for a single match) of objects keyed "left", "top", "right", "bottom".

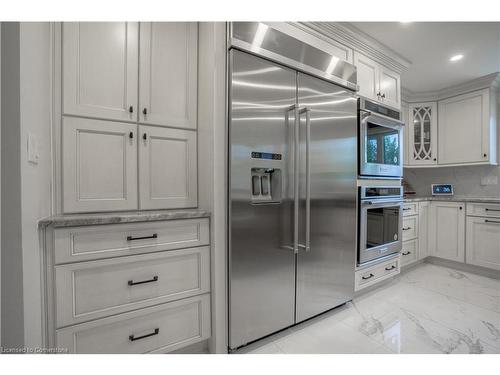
[
  {"left": 357, "top": 98, "right": 404, "bottom": 266},
  {"left": 228, "top": 22, "right": 359, "bottom": 350}
]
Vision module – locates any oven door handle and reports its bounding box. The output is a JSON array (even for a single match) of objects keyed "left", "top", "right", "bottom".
[{"left": 361, "top": 199, "right": 403, "bottom": 207}]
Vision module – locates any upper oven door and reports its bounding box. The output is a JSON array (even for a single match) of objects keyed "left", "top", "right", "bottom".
[{"left": 359, "top": 112, "right": 404, "bottom": 178}]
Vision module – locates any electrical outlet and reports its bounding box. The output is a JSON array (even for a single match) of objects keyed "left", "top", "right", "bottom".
[
  {"left": 27, "top": 132, "right": 39, "bottom": 164},
  {"left": 480, "top": 175, "right": 498, "bottom": 186}
]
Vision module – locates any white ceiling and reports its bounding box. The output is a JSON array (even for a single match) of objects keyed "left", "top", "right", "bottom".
[{"left": 348, "top": 22, "right": 500, "bottom": 93}]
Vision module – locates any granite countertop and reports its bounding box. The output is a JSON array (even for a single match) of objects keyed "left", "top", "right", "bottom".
[
  {"left": 404, "top": 196, "right": 500, "bottom": 204},
  {"left": 38, "top": 209, "right": 211, "bottom": 229}
]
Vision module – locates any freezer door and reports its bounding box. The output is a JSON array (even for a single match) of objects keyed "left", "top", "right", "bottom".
[
  {"left": 295, "top": 72, "right": 357, "bottom": 322},
  {"left": 228, "top": 49, "right": 297, "bottom": 349}
]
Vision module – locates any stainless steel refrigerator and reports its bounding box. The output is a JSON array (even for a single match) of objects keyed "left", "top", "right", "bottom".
[{"left": 228, "top": 28, "right": 358, "bottom": 351}]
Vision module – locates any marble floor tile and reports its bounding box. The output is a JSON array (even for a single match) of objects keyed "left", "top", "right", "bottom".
[{"left": 241, "top": 263, "right": 500, "bottom": 354}]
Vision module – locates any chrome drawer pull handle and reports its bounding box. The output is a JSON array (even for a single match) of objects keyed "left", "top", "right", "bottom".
[
  {"left": 385, "top": 265, "right": 396, "bottom": 271},
  {"left": 127, "top": 233, "right": 158, "bottom": 241},
  {"left": 362, "top": 273, "right": 374, "bottom": 280},
  {"left": 129, "top": 328, "right": 160, "bottom": 342},
  {"left": 402, "top": 251, "right": 411, "bottom": 256},
  {"left": 403, "top": 208, "right": 411, "bottom": 211},
  {"left": 485, "top": 219, "right": 500, "bottom": 224},
  {"left": 402, "top": 227, "right": 411, "bottom": 231},
  {"left": 128, "top": 276, "right": 159, "bottom": 286},
  {"left": 485, "top": 208, "right": 500, "bottom": 212}
]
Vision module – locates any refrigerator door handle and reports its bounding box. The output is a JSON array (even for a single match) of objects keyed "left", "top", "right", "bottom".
[
  {"left": 286, "top": 104, "right": 300, "bottom": 254},
  {"left": 299, "top": 107, "right": 312, "bottom": 252}
]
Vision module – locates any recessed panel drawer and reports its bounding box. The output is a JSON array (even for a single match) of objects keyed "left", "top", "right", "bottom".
[
  {"left": 401, "top": 239, "right": 418, "bottom": 266},
  {"left": 466, "top": 203, "right": 500, "bottom": 219},
  {"left": 402, "top": 202, "right": 418, "bottom": 217},
  {"left": 55, "top": 246, "right": 210, "bottom": 327},
  {"left": 402, "top": 216, "right": 418, "bottom": 241},
  {"left": 355, "top": 257, "right": 400, "bottom": 291},
  {"left": 53, "top": 218, "right": 209, "bottom": 264},
  {"left": 56, "top": 294, "right": 211, "bottom": 354}
]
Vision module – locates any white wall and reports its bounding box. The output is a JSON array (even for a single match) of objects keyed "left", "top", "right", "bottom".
[
  {"left": 1, "top": 22, "right": 24, "bottom": 349},
  {"left": 0, "top": 22, "right": 2, "bottom": 345},
  {"left": 0, "top": 22, "right": 52, "bottom": 350},
  {"left": 197, "top": 22, "right": 228, "bottom": 354},
  {"left": 19, "top": 22, "right": 52, "bottom": 348}
]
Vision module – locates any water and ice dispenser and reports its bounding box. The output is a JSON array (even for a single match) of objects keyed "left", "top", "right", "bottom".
[{"left": 250, "top": 168, "right": 282, "bottom": 204}]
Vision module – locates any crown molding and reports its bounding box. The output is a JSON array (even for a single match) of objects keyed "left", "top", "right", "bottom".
[
  {"left": 298, "top": 22, "right": 412, "bottom": 74},
  {"left": 402, "top": 72, "right": 500, "bottom": 102}
]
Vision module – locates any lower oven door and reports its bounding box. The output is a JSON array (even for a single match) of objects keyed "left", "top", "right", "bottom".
[
  {"left": 359, "top": 199, "right": 403, "bottom": 264},
  {"left": 359, "top": 113, "right": 403, "bottom": 178}
]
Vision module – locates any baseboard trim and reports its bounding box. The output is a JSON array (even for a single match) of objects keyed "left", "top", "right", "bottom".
[
  {"left": 425, "top": 257, "right": 500, "bottom": 280},
  {"left": 169, "top": 339, "right": 210, "bottom": 354}
]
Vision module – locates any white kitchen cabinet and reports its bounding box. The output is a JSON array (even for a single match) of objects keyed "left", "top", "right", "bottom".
[
  {"left": 408, "top": 102, "right": 438, "bottom": 166},
  {"left": 401, "top": 239, "right": 418, "bottom": 267},
  {"left": 438, "top": 88, "right": 497, "bottom": 166},
  {"left": 417, "top": 201, "right": 430, "bottom": 259},
  {"left": 354, "top": 51, "right": 401, "bottom": 109},
  {"left": 139, "top": 125, "right": 197, "bottom": 209},
  {"left": 62, "top": 117, "right": 138, "bottom": 213},
  {"left": 402, "top": 101, "right": 410, "bottom": 166},
  {"left": 429, "top": 201, "right": 465, "bottom": 262},
  {"left": 379, "top": 66, "right": 401, "bottom": 110},
  {"left": 55, "top": 246, "right": 210, "bottom": 327},
  {"left": 354, "top": 52, "right": 379, "bottom": 103},
  {"left": 139, "top": 23, "right": 198, "bottom": 129},
  {"left": 466, "top": 216, "right": 500, "bottom": 271},
  {"left": 63, "top": 22, "right": 138, "bottom": 122},
  {"left": 56, "top": 293, "right": 211, "bottom": 354},
  {"left": 355, "top": 256, "right": 400, "bottom": 291}
]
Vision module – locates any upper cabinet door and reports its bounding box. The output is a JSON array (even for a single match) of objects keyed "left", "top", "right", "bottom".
[
  {"left": 139, "top": 125, "right": 197, "bottom": 210},
  {"left": 63, "top": 22, "right": 139, "bottom": 122},
  {"left": 139, "top": 22, "right": 198, "bottom": 129},
  {"left": 353, "top": 52, "right": 379, "bottom": 102},
  {"left": 379, "top": 66, "right": 401, "bottom": 109},
  {"left": 62, "top": 117, "right": 138, "bottom": 213},
  {"left": 438, "top": 89, "right": 492, "bottom": 165},
  {"left": 408, "top": 102, "right": 438, "bottom": 165}
]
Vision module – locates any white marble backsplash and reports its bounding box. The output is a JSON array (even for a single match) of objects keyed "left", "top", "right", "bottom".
[{"left": 404, "top": 165, "right": 500, "bottom": 198}]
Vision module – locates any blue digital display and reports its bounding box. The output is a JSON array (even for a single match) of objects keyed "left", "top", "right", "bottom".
[
  {"left": 432, "top": 184, "right": 453, "bottom": 195},
  {"left": 251, "top": 152, "right": 282, "bottom": 160}
]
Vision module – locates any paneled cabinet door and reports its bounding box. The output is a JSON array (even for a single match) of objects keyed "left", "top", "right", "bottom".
[
  {"left": 379, "top": 66, "right": 401, "bottom": 109},
  {"left": 466, "top": 217, "right": 500, "bottom": 271},
  {"left": 139, "top": 125, "right": 197, "bottom": 209},
  {"left": 438, "top": 89, "right": 490, "bottom": 165},
  {"left": 408, "top": 102, "right": 438, "bottom": 165},
  {"left": 63, "top": 22, "right": 138, "bottom": 122},
  {"left": 428, "top": 202, "right": 465, "bottom": 262},
  {"left": 139, "top": 22, "right": 198, "bottom": 129},
  {"left": 62, "top": 117, "right": 138, "bottom": 213},
  {"left": 418, "top": 201, "right": 429, "bottom": 259},
  {"left": 353, "top": 52, "right": 379, "bottom": 102}
]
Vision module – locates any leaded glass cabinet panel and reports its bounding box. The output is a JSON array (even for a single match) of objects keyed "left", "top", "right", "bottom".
[{"left": 408, "top": 102, "right": 438, "bottom": 165}]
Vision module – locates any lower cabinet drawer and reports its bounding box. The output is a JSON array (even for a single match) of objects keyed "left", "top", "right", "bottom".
[
  {"left": 55, "top": 247, "right": 210, "bottom": 327},
  {"left": 401, "top": 239, "right": 418, "bottom": 266},
  {"left": 53, "top": 218, "right": 210, "bottom": 264},
  {"left": 403, "top": 203, "right": 418, "bottom": 217},
  {"left": 402, "top": 216, "right": 418, "bottom": 241},
  {"left": 56, "top": 294, "right": 211, "bottom": 354},
  {"left": 466, "top": 203, "right": 500, "bottom": 219},
  {"left": 355, "top": 257, "right": 400, "bottom": 291}
]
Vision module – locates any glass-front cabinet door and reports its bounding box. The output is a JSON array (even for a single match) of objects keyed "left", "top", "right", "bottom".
[{"left": 408, "top": 102, "right": 438, "bottom": 165}]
